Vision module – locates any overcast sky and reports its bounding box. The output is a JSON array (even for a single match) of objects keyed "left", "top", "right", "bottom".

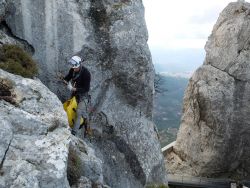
[{"left": 142, "top": 0, "right": 244, "bottom": 75}]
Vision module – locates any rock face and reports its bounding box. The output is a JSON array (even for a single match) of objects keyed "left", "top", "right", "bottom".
[
  {"left": 0, "top": 0, "right": 167, "bottom": 187},
  {"left": 3, "top": 0, "right": 154, "bottom": 116},
  {"left": 0, "top": 70, "right": 112, "bottom": 188},
  {"left": 0, "top": 69, "right": 70, "bottom": 187},
  {"left": 167, "top": 2, "right": 250, "bottom": 179}
]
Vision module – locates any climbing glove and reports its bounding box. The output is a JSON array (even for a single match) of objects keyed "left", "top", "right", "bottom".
[{"left": 67, "top": 82, "right": 73, "bottom": 91}]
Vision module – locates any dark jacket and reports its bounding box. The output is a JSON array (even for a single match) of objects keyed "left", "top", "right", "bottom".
[{"left": 64, "top": 66, "right": 91, "bottom": 100}]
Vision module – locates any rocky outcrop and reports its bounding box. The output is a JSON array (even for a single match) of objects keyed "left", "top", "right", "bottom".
[
  {"left": 167, "top": 2, "right": 250, "bottom": 180},
  {"left": 0, "top": 0, "right": 167, "bottom": 187},
  {"left": 0, "top": 69, "right": 113, "bottom": 188},
  {"left": 0, "top": 69, "right": 70, "bottom": 187}
]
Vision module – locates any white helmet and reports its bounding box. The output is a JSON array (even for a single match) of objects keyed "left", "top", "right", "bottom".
[{"left": 69, "top": 55, "right": 82, "bottom": 68}]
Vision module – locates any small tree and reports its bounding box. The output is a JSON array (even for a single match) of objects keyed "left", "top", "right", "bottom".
[{"left": 154, "top": 73, "right": 167, "bottom": 94}]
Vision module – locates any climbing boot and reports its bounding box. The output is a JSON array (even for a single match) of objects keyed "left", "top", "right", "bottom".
[{"left": 71, "top": 129, "right": 76, "bottom": 136}]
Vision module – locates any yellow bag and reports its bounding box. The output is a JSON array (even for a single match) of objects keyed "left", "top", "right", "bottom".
[{"left": 63, "top": 96, "right": 83, "bottom": 128}]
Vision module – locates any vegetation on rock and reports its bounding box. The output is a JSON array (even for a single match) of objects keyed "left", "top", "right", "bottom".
[
  {"left": 67, "top": 146, "right": 82, "bottom": 186},
  {"left": 0, "top": 77, "right": 16, "bottom": 105},
  {"left": 0, "top": 44, "right": 37, "bottom": 78},
  {"left": 146, "top": 184, "right": 169, "bottom": 188}
]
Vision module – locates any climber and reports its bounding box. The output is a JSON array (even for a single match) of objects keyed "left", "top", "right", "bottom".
[{"left": 63, "top": 55, "right": 91, "bottom": 136}]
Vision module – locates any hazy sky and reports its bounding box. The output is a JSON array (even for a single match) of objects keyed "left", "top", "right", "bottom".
[{"left": 142, "top": 0, "right": 244, "bottom": 74}]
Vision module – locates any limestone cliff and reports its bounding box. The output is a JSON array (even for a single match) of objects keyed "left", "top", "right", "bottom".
[
  {"left": 167, "top": 2, "right": 250, "bottom": 180},
  {"left": 0, "top": 0, "right": 167, "bottom": 187}
]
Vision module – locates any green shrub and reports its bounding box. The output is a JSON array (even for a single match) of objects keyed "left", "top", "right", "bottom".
[{"left": 0, "top": 44, "right": 38, "bottom": 78}]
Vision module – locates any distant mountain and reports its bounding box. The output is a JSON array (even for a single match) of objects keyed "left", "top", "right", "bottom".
[
  {"left": 153, "top": 74, "right": 189, "bottom": 147},
  {"left": 159, "top": 72, "right": 193, "bottom": 79}
]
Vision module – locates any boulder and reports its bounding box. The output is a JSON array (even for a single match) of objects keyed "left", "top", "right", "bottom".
[{"left": 0, "top": 69, "right": 71, "bottom": 188}]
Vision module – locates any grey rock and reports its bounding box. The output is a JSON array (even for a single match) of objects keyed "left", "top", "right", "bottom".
[
  {"left": 68, "top": 137, "right": 104, "bottom": 185},
  {"left": 0, "top": 29, "right": 19, "bottom": 46},
  {"left": 0, "top": 0, "right": 167, "bottom": 188},
  {"left": 72, "top": 177, "right": 92, "bottom": 188},
  {"left": 0, "top": 23, "right": 34, "bottom": 54},
  {"left": 0, "top": 118, "right": 13, "bottom": 168},
  {"left": 167, "top": 2, "right": 250, "bottom": 179},
  {"left": 71, "top": 176, "right": 111, "bottom": 188},
  {"left": 0, "top": 0, "right": 6, "bottom": 21},
  {"left": 0, "top": 69, "right": 71, "bottom": 188},
  {"left": 1, "top": 0, "right": 167, "bottom": 187},
  {"left": 89, "top": 107, "right": 167, "bottom": 187}
]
